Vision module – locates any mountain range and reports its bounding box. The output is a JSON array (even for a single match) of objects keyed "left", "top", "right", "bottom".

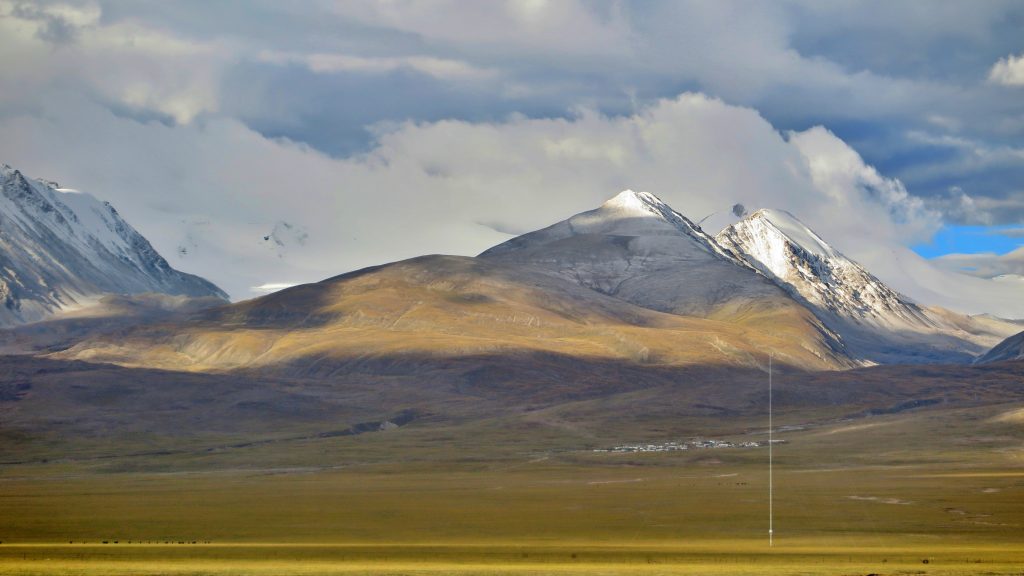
[
  {"left": 1, "top": 187, "right": 1002, "bottom": 374},
  {"left": 0, "top": 163, "right": 1019, "bottom": 370}
]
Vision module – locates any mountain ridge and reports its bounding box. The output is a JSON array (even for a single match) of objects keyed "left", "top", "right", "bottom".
[
  {"left": 716, "top": 208, "right": 931, "bottom": 328},
  {"left": 22, "top": 187, "right": 1019, "bottom": 372},
  {"left": 479, "top": 191, "right": 816, "bottom": 317},
  {"left": 976, "top": 330, "right": 1024, "bottom": 364},
  {"left": 717, "top": 207, "right": 1018, "bottom": 363}
]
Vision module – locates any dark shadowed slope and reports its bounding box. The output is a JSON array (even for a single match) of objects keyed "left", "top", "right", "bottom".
[
  {"left": 3, "top": 352, "right": 1023, "bottom": 469},
  {"left": 976, "top": 330, "right": 1024, "bottom": 364}
]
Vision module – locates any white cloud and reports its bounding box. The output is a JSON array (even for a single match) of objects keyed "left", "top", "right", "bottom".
[
  {"left": 932, "top": 247, "right": 1024, "bottom": 280},
  {"left": 787, "top": 126, "right": 941, "bottom": 244},
  {"left": 329, "top": 0, "right": 632, "bottom": 56},
  {"left": 906, "top": 130, "right": 1024, "bottom": 161},
  {"left": 926, "top": 187, "right": 993, "bottom": 225},
  {"left": 852, "top": 245, "right": 1024, "bottom": 319},
  {"left": 0, "top": 2, "right": 230, "bottom": 124},
  {"left": 257, "top": 50, "right": 497, "bottom": 80},
  {"left": 0, "top": 92, "right": 966, "bottom": 307},
  {"left": 989, "top": 52, "right": 1024, "bottom": 86},
  {"left": 925, "top": 114, "right": 962, "bottom": 132},
  {"left": 0, "top": 1, "right": 1021, "bottom": 318}
]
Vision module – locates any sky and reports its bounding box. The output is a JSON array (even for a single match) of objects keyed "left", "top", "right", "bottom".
[{"left": 0, "top": 1, "right": 1021, "bottom": 315}]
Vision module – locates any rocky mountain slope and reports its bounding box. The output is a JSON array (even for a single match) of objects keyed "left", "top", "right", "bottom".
[
  {"left": 478, "top": 191, "right": 846, "bottom": 361},
  {"left": 0, "top": 164, "right": 226, "bottom": 325},
  {"left": 717, "top": 209, "right": 1018, "bottom": 363}
]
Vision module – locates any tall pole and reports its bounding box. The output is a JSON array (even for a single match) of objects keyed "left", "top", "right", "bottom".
[{"left": 769, "top": 352, "right": 774, "bottom": 548}]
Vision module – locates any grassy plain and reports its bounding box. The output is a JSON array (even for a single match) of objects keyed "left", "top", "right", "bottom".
[
  {"left": 3, "top": 397, "right": 1024, "bottom": 575},
  {"left": 4, "top": 343, "right": 1024, "bottom": 575}
]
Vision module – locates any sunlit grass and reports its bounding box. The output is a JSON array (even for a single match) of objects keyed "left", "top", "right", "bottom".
[
  {"left": 2, "top": 540, "right": 1024, "bottom": 575},
  {"left": 3, "top": 453, "right": 1023, "bottom": 574}
]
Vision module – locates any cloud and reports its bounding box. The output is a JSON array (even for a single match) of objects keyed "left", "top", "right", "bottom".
[
  {"left": 894, "top": 131, "right": 1024, "bottom": 224},
  {"left": 257, "top": 50, "right": 497, "bottom": 80},
  {"left": 788, "top": 126, "right": 940, "bottom": 242},
  {"left": 0, "top": 1, "right": 229, "bottom": 124},
  {"left": 853, "top": 245, "right": 1024, "bottom": 319},
  {"left": 996, "top": 227, "right": 1024, "bottom": 238},
  {"left": 1, "top": 1, "right": 1023, "bottom": 224},
  {"left": 932, "top": 247, "right": 1024, "bottom": 280},
  {"left": 989, "top": 52, "right": 1024, "bottom": 86},
  {"left": 0, "top": 92, "right": 955, "bottom": 303},
  {"left": 328, "top": 0, "right": 632, "bottom": 56},
  {"left": 2, "top": 1, "right": 1024, "bottom": 316},
  {"left": 924, "top": 187, "right": 994, "bottom": 226},
  {"left": 8, "top": 1, "right": 97, "bottom": 44}
]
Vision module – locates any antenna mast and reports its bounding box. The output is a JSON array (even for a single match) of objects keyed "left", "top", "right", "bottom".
[{"left": 769, "top": 352, "right": 774, "bottom": 548}]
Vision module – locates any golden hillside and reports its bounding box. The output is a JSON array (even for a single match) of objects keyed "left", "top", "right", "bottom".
[{"left": 58, "top": 255, "right": 851, "bottom": 375}]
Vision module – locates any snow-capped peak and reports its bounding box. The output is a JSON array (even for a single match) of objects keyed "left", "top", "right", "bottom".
[
  {"left": 717, "top": 209, "right": 930, "bottom": 330},
  {"left": 748, "top": 209, "right": 839, "bottom": 261},
  {"left": 600, "top": 189, "right": 673, "bottom": 217},
  {"left": 480, "top": 189, "right": 749, "bottom": 268},
  {"left": 579, "top": 190, "right": 738, "bottom": 262}
]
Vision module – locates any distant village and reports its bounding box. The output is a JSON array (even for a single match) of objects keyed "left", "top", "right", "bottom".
[{"left": 594, "top": 438, "right": 785, "bottom": 454}]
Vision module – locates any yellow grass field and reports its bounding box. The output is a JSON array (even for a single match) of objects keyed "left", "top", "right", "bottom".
[{"left": 3, "top": 439, "right": 1024, "bottom": 575}]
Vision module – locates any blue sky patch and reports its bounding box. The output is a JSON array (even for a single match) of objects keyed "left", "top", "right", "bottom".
[{"left": 914, "top": 225, "right": 1024, "bottom": 259}]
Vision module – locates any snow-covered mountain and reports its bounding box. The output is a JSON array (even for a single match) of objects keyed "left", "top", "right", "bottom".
[
  {"left": 482, "top": 191, "right": 789, "bottom": 316},
  {"left": 975, "top": 331, "right": 1024, "bottom": 364},
  {"left": 716, "top": 209, "right": 933, "bottom": 329},
  {"left": 717, "top": 209, "right": 1017, "bottom": 363},
  {"left": 480, "top": 190, "right": 851, "bottom": 366},
  {"left": 0, "top": 164, "right": 227, "bottom": 325}
]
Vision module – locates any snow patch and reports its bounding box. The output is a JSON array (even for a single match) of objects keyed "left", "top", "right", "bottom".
[{"left": 251, "top": 283, "right": 298, "bottom": 294}]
